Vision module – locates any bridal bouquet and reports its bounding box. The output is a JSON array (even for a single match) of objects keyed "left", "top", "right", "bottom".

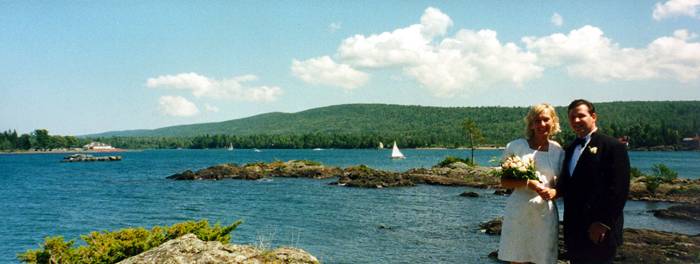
[{"left": 500, "top": 154, "right": 538, "bottom": 181}]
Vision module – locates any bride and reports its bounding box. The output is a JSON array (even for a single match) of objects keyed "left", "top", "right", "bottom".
[{"left": 498, "top": 103, "right": 564, "bottom": 264}]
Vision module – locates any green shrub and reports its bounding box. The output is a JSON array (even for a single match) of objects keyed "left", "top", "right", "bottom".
[
  {"left": 630, "top": 167, "right": 645, "bottom": 178},
  {"left": 651, "top": 164, "right": 678, "bottom": 183},
  {"left": 436, "top": 156, "right": 474, "bottom": 167},
  {"left": 18, "top": 236, "right": 78, "bottom": 264},
  {"left": 645, "top": 176, "right": 662, "bottom": 194},
  {"left": 18, "top": 219, "right": 242, "bottom": 264}
]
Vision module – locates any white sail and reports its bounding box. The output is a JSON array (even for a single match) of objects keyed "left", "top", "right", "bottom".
[
  {"left": 228, "top": 143, "right": 234, "bottom": 151},
  {"left": 391, "top": 141, "right": 405, "bottom": 159},
  {"left": 378, "top": 142, "right": 384, "bottom": 149}
]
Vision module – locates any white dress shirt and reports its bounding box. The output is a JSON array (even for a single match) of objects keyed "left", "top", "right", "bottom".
[{"left": 569, "top": 129, "right": 597, "bottom": 177}]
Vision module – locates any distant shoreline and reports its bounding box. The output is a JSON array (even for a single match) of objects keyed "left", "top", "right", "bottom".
[
  {"left": 0, "top": 149, "right": 132, "bottom": 155},
  {"left": 3, "top": 146, "right": 696, "bottom": 154}
]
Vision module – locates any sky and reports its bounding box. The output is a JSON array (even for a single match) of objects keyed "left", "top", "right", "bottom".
[{"left": 1, "top": 0, "right": 699, "bottom": 136}]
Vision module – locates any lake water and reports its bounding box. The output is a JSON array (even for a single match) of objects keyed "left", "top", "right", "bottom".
[{"left": 0, "top": 149, "right": 698, "bottom": 263}]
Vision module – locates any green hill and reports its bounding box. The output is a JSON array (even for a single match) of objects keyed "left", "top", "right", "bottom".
[{"left": 86, "top": 101, "right": 700, "bottom": 149}]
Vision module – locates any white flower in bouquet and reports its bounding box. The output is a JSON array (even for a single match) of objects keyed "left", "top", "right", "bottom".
[{"left": 500, "top": 154, "right": 538, "bottom": 181}]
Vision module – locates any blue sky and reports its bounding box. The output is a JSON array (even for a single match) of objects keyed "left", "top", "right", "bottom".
[{"left": 1, "top": 1, "right": 699, "bottom": 135}]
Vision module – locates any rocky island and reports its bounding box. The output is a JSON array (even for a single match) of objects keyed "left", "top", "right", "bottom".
[
  {"left": 167, "top": 159, "right": 699, "bottom": 203},
  {"left": 167, "top": 159, "right": 699, "bottom": 225},
  {"left": 167, "top": 160, "right": 342, "bottom": 180}
]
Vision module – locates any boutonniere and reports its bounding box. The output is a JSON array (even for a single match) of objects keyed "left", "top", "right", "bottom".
[{"left": 588, "top": 146, "right": 598, "bottom": 154}]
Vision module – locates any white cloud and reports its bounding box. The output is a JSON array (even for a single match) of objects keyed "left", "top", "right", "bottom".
[
  {"left": 337, "top": 7, "right": 452, "bottom": 68},
  {"left": 329, "top": 22, "right": 341, "bottom": 33},
  {"left": 335, "top": 7, "right": 540, "bottom": 97},
  {"left": 291, "top": 56, "right": 369, "bottom": 90},
  {"left": 405, "top": 29, "right": 542, "bottom": 97},
  {"left": 551, "top": 13, "right": 564, "bottom": 27},
  {"left": 420, "top": 6, "right": 453, "bottom": 38},
  {"left": 158, "top": 96, "right": 199, "bottom": 117},
  {"left": 204, "top": 104, "right": 219, "bottom": 112},
  {"left": 147, "top": 72, "right": 282, "bottom": 102},
  {"left": 523, "top": 26, "right": 700, "bottom": 81},
  {"left": 653, "top": 0, "right": 700, "bottom": 20},
  {"left": 296, "top": 6, "right": 700, "bottom": 98}
]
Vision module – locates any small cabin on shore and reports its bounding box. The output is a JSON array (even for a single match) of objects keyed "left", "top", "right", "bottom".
[
  {"left": 83, "top": 142, "right": 115, "bottom": 151},
  {"left": 682, "top": 135, "right": 700, "bottom": 150}
]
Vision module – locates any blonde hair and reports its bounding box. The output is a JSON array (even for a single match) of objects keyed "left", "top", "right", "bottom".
[{"left": 525, "top": 103, "right": 561, "bottom": 140}]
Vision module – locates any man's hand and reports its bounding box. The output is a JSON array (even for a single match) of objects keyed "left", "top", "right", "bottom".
[
  {"left": 534, "top": 185, "right": 557, "bottom": 200},
  {"left": 588, "top": 222, "right": 610, "bottom": 244}
]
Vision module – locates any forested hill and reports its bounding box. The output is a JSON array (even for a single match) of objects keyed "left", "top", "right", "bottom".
[{"left": 87, "top": 101, "right": 699, "bottom": 148}]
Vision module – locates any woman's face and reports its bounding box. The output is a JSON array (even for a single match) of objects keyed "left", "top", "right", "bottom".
[{"left": 531, "top": 110, "right": 553, "bottom": 138}]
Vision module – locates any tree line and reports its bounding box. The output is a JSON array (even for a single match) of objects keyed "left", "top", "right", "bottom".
[
  {"left": 2, "top": 101, "right": 698, "bottom": 151},
  {"left": 0, "top": 129, "right": 83, "bottom": 151}
]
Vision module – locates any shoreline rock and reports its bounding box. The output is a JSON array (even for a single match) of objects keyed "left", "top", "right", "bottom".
[
  {"left": 337, "top": 165, "right": 415, "bottom": 188},
  {"left": 651, "top": 204, "right": 700, "bottom": 222},
  {"left": 167, "top": 160, "right": 342, "bottom": 181},
  {"left": 628, "top": 177, "right": 700, "bottom": 204},
  {"left": 482, "top": 218, "right": 700, "bottom": 263},
  {"left": 118, "top": 233, "right": 319, "bottom": 264}
]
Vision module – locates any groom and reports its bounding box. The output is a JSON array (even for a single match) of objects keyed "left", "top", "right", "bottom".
[{"left": 556, "top": 99, "right": 630, "bottom": 263}]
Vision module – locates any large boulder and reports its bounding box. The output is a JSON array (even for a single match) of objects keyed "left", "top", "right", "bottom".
[{"left": 118, "top": 234, "right": 319, "bottom": 264}]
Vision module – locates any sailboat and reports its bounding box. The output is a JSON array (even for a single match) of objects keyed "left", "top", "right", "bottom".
[
  {"left": 227, "top": 143, "right": 234, "bottom": 151},
  {"left": 378, "top": 142, "right": 384, "bottom": 149},
  {"left": 391, "top": 141, "right": 405, "bottom": 159}
]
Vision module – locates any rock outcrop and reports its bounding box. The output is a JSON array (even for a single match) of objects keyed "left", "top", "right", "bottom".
[
  {"left": 167, "top": 160, "right": 342, "bottom": 181},
  {"left": 118, "top": 234, "right": 319, "bottom": 264},
  {"left": 628, "top": 177, "right": 700, "bottom": 204},
  {"left": 337, "top": 165, "right": 414, "bottom": 188},
  {"left": 651, "top": 203, "right": 700, "bottom": 222},
  {"left": 404, "top": 162, "right": 500, "bottom": 188}
]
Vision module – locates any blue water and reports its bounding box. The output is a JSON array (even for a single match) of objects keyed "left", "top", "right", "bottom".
[{"left": 0, "top": 149, "right": 698, "bottom": 263}]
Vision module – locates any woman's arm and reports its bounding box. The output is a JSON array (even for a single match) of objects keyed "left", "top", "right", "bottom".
[{"left": 500, "top": 178, "right": 541, "bottom": 191}]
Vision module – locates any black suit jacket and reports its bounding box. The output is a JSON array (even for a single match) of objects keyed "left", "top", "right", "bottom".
[{"left": 556, "top": 131, "right": 630, "bottom": 261}]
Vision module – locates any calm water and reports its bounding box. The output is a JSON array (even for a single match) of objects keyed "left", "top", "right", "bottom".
[{"left": 0, "top": 149, "right": 698, "bottom": 263}]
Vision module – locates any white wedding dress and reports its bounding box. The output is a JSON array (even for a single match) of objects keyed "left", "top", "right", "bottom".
[{"left": 498, "top": 138, "right": 564, "bottom": 264}]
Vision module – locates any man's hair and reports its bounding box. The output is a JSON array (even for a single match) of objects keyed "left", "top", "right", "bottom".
[{"left": 568, "top": 99, "right": 596, "bottom": 114}]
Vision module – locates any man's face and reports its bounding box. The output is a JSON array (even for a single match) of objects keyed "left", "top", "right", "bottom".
[{"left": 568, "top": 104, "right": 597, "bottom": 138}]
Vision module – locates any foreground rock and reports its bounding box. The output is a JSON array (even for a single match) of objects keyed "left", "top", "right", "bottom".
[
  {"left": 167, "top": 160, "right": 342, "bottom": 180},
  {"left": 651, "top": 204, "right": 700, "bottom": 222},
  {"left": 482, "top": 218, "right": 700, "bottom": 263},
  {"left": 118, "top": 234, "right": 319, "bottom": 264}
]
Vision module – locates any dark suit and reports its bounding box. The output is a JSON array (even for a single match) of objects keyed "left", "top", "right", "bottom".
[{"left": 556, "top": 132, "right": 630, "bottom": 261}]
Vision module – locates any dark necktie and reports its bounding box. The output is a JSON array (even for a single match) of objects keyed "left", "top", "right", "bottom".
[{"left": 572, "top": 137, "right": 586, "bottom": 148}]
